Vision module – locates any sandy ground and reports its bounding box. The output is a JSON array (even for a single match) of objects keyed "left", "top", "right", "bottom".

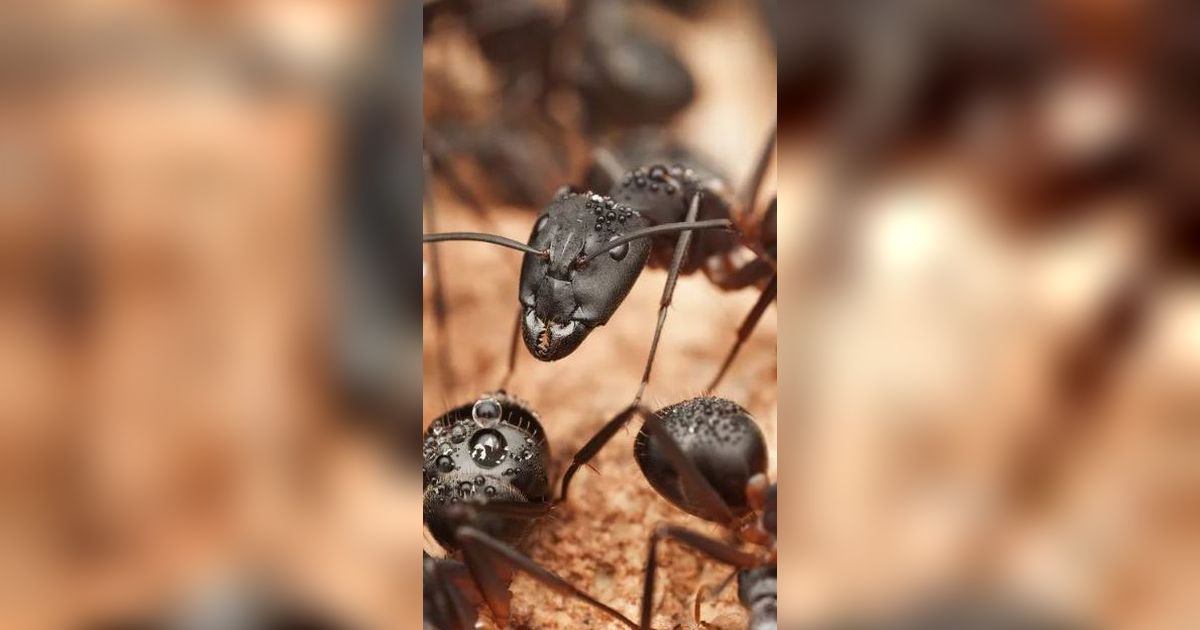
[{"left": 421, "top": 194, "right": 777, "bottom": 629}]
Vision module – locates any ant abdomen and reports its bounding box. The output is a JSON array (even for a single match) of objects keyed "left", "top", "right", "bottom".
[
  {"left": 422, "top": 393, "right": 550, "bottom": 549},
  {"left": 633, "top": 396, "right": 768, "bottom": 522}
]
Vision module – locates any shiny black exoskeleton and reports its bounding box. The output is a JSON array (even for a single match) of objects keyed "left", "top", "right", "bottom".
[
  {"left": 426, "top": 126, "right": 776, "bottom": 400},
  {"left": 633, "top": 397, "right": 768, "bottom": 521},
  {"left": 519, "top": 157, "right": 752, "bottom": 362},
  {"left": 560, "top": 396, "right": 778, "bottom": 629},
  {"left": 422, "top": 394, "right": 638, "bottom": 630},
  {"left": 422, "top": 392, "right": 550, "bottom": 549},
  {"left": 518, "top": 191, "right": 654, "bottom": 360}
]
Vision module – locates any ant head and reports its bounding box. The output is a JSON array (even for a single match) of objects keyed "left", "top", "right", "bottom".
[
  {"left": 518, "top": 192, "right": 651, "bottom": 361},
  {"left": 635, "top": 397, "right": 769, "bottom": 523},
  {"left": 422, "top": 393, "right": 549, "bottom": 550}
]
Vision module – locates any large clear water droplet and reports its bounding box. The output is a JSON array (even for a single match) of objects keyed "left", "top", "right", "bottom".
[
  {"left": 469, "top": 429, "right": 508, "bottom": 468},
  {"left": 472, "top": 397, "right": 502, "bottom": 428}
]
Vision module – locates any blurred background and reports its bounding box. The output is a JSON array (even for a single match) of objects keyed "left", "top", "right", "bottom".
[
  {"left": 1, "top": 1, "right": 423, "bottom": 628},
  {"left": 3, "top": 0, "right": 1200, "bottom": 629},
  {"left": 777, "top": 0, "right": 1199, "bottom": 628}
]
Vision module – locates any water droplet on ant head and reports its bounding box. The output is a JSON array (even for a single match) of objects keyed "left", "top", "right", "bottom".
[
  {"left": 431, "top": 424, "right": 444, "bottom": 436},
  {"left": 472, "top": 397, "right": 502, "bottom": 428},
  {"left": 609, "top": 239, "right": 629, "bottom": 261},
  {"left": 436, "top": 456, "right": 455, "bottom": 473},
  {"left": 459, "top": 481, "right": 474, "bottom": 494},
  {"left": 474, "top": 475, "right": 485, "bottom": 485},
  {"left": 485, "top": 486, "right": 496, "bottom": 496},
  {"left": 469, "top": 429, "right": 508, "bottom": 468}
]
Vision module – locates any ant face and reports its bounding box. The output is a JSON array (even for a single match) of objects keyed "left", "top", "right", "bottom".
[{"left": 519, "top": 192, "right": 651, "bottom": 361}]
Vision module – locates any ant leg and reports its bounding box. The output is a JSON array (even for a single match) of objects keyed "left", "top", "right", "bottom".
[
  {"left": 497, "top": 306, "right": 522, "bottom": 392},
  {"left": 633, "top": 406, "right": 736, "bottom": 524},
  {"left": 423, "top": 154, "right": 457, "bottom": 398},
  {"left": 425, "top": 555, "right": 479, "bottom": 630},
  {"left": 640, "top": 526, "right": 759, "bottom": 629},
  {"left": 633, "top": 191, "right": 703, "bottom": 405},
  {"left": 708, "top": 257, "right": 774, "bottom": 291},
  {"left": 560, "top": 403, "right": 736, "bottom": 522},
  {"left": 592, "top": 145, "right": 628, "bottom": 190},
  {"left": 425, "top": 130, "right": 493, "bottom": 223},
  {"left": 692, "top": 568, "right": 739, "bottom": 628},
  {"left": 704, "top": 274, "right": 778, "bottom": 394},
  {"left": 738, "top": 125, "right": 777, "bottom": 231},
  {"left": 559, "top": 405, "right": 639, "bottom": 502},
  {"left": 455, "top": 525, "right": 638, "bottom": 629}
]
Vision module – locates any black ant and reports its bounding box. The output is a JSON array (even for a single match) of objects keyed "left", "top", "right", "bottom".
[
  {"left": 422, "top": 0, "right": 704, "bottom": 214},
  {"left": 559, "top": 396, "right": 777, "bottom": 629},
  {"left": 422, "top": 391, "right": 637, "bottom": 629},
  {"left": 567, "top": 0, "right": 697, "bottom": 135},
  {"left": 422, "top": 126, "right": 777, "bottom": 402}
]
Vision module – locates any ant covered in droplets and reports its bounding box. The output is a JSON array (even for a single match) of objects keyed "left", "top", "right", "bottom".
[
  {"left": 559, "top": 396, "right": 778, "bottom": 630},
  {"left": 422, "top": 392, "right": 638, "bottom": 630},
  {"left": 422, "top": 390, "right": 777, "bottom": 629},
  {"left": 423, "top": 125, "right": 777, "bottom": 406}
]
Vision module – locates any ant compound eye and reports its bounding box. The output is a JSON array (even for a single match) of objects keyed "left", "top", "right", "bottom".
[
  {"left": 469, "top": 429, "right": 507, "bottom": 468},
  {"left": 472, "top": 397, "right": 502, "bottom": 428},
  {"left": 608, "top": 241, "right": 629, "bottom": 261}
]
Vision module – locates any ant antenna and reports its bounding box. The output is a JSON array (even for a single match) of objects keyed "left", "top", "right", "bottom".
[{"left": 423, "top": 232, "right": 549, "bottom": 257}]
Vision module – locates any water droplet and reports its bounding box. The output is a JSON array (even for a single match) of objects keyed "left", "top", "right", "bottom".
[
  {"left": 472, "top": 397, "right": 502, "bottom": 428},
  {"left": 485, "top": 486, "right": 496, "bottom": 496},
  {"left": 436, "top": 456, "right": 455, "bottom": 473},
  {"left": 469, "top": 429, "right": 508, "bottom": 468}
]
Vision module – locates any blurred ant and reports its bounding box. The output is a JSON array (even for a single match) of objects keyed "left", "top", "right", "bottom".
[
  {"left": 423, "top": 125, "right": 777, "bottom": 403},
  {"left": 422, "top": 392, "right": 636, "bottom": 629},
  {"left": 566, "top": 0, "right": 697, "bottom": 135},
  {"left": 422, "top": 0, "right": 702, "bottom": 212},
  {"left": 559, "top": 396, "right": 777, "bottom": 629}
]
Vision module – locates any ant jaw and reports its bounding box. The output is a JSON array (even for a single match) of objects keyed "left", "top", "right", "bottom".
[{"left": 520, "top": 308, "right": 592, "bottom": 361}]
